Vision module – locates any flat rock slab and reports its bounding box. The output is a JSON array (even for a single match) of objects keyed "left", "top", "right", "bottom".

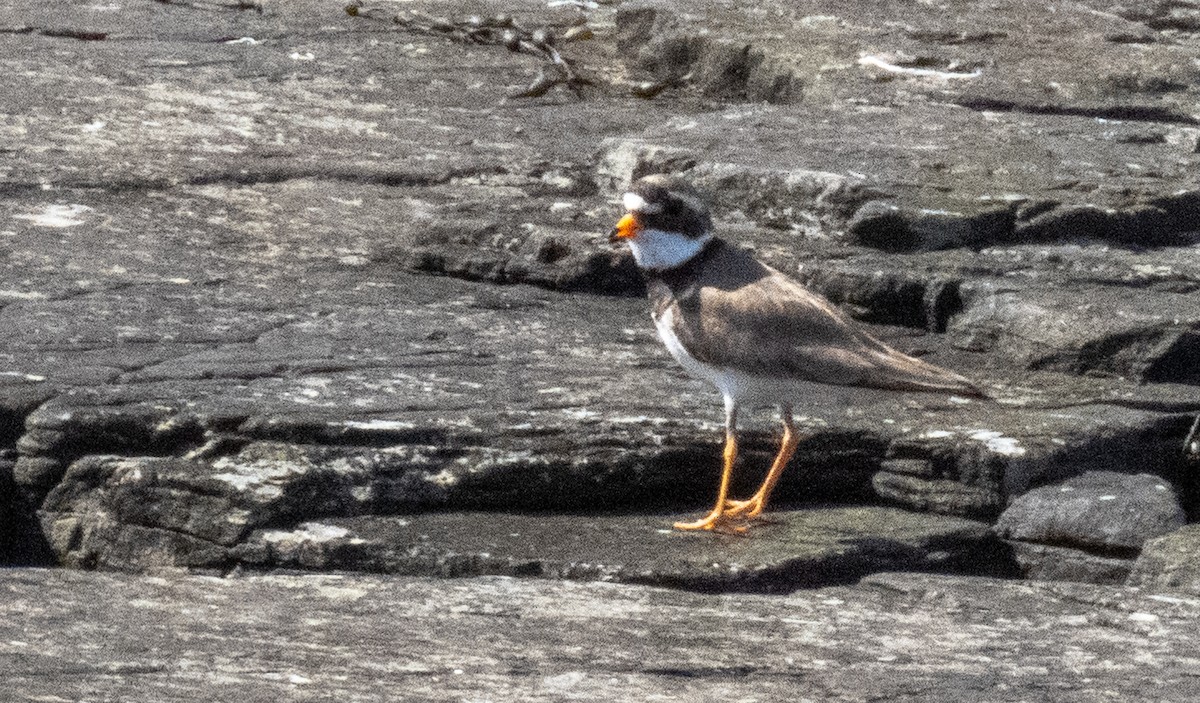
[
  {"left": 2, "top": 0, "right": 1200, "bottom": 587},
  {"left": 994, "top": 471, "right": 1189, "bottom": 584},
  {"left": 3, "top": 568, "right": 1200, "bottom": 702},
  {"left": 238, "top": 507, "right": 1014, "bottom": 592},
  {"left": 18, "top": 261, "right": 1200, "bottom": 575}
]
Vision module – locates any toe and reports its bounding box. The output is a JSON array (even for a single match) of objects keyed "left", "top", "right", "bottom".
[{"left": 673, "top": 516, "right": 718, "bottom": 531}]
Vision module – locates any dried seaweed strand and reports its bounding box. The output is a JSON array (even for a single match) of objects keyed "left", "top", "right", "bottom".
[{"left": 345, "top": 1, "right": 596, "bottom": 100}]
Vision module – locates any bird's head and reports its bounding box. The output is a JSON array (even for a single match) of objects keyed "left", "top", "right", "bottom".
[{"left": 609, "top": 174, "right": 713, "bottom": 271}]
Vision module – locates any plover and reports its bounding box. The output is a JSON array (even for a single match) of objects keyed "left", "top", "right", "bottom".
[{"left": 610, "top": 174, "right": 985, "bottom": 532}]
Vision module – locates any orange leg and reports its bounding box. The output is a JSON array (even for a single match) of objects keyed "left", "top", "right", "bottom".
[
  {"left": 675, "top": 402, "right": 740, "bottom": 531},
  {"left": 725, "top": 405, "right": 800, "bottom": 519}
]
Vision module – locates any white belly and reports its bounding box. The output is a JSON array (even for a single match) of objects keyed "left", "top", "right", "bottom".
[{"left": 652, "top": 308, "right": 728, "bottom": 389}]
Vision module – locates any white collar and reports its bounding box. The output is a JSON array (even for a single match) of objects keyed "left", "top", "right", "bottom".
[{"left": 627, "top": 228, "right": 713, "bottom": 271}]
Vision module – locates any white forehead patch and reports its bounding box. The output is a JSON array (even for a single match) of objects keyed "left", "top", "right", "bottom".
[{"left": 623, "top": 192, "right": 662, "bottom": 214}]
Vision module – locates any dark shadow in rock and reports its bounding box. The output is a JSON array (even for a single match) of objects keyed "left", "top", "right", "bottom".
[
  {"left": 0, "top": 480, "right": 56, "bottom": 567},
  {"left": 0, "top": 387, "right": 61, "bottom": 566},
  {"left": 1143, "top": 331, "right": 1200, "bottom": 385}
]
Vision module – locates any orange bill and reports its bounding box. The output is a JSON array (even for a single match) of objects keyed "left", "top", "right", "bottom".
[{"left": 608, "top": 213, "right": 641, "bottom": 242}]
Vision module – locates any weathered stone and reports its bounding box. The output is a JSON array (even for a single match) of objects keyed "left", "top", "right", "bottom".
[
  {"left": 617, "top": 5, "right": 799, "bottom": 103},
  {"left": 1013, "top": 202, "right": 1199, "bottom": 248},
  {"left": 995, "top": 471, "right": 1188, "bottom": 559},
  {"left": 949, "top": 269, "right": 1200, "bottom": 382},
  {"left": 872, "top": 471, "right": 1003, "bottom": 518},
  {"left": 1128, "top": 524, "right": 1200, "bottom": 594},
  {"left": 847, "top": 201, "right": 1015, "bottom": 252},
  {"left": 592, "top": 103, "right": 1200, "bottom": 240},
  {"left": 14, "top": 406, "right": 206, "bottom": 491},
  {"left": 12, "top": 261, "right": 1199, "bottom": 572},
  {"left": 844, "top": 201, "right": 909, "bottom": 250},
  {"left": 1007, "top": 542, "right": 1135, "bottom": 585},
  {"left": 39, "top": 448, "right": 377, "bottom": 568},
  {"left": 373, "top": 217, "right": 642, "bottom": 295},
  {"left": 796, "top": 262, "right": 963, "bottom": 332},
  {"left": 232, "top": 508, "right": 1016, "bottom": 592},
  {"left": 3, "top": 568, "right": 1200, "bottom": 702},
  {"left": 1, "top": 0, "right": 1200, "bottom": 587}
]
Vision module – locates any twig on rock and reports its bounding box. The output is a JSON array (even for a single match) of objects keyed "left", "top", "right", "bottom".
[
  {"left": 345, "top": 1, "right": 596, "bottom": 100},
  {"left": 632, "top": 71, "right": 693, "bottom": 99},
  {"left": 561, "top": 26, "right": 593, "bottom": 42},
  {"left": 508, "top": 64, "right": 567, "bottom": 99}
]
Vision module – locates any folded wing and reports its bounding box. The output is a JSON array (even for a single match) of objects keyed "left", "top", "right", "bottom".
[{"left": 671, "top": 260, "right": 985, "bottom": 397}]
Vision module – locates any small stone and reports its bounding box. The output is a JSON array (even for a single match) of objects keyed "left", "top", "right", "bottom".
[{"left": 995, "top": 472, "right": 1187, "bottom": 555}]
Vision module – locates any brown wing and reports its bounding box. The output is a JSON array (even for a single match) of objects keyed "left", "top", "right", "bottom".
[{"left": 668, "top": 245, "right": 985, "bottom": 396}]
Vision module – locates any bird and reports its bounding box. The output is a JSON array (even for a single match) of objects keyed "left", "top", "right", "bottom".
[{"left": 609, "top": 174, "right": 986, "bottom": 533}]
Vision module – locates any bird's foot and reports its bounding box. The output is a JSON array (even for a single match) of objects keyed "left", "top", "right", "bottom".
[
  {"left": 673, "top": 511, "right": 749, "bottom": 534},
  {"left": 722, "top": 495, "right": 766, "bottom": 519}
]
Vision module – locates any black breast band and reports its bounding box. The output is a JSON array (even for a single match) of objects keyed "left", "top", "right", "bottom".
[{"left": 642, "top": 238, "right": 722, "bottom": 295}]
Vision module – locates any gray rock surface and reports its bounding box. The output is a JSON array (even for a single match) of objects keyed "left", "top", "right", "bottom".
[
  {"left": 0, "top": 0, "right": 1197, "bottom": 593},
  {"left": 5, "top": 2, "right": 1200, "bottom": 698},
  {"left": 3, "top": 568, "right": 1200, "bottom": 702},
  {"left": 995, "top": 471, "right": 1187, "bottom": 581},
  {"left": 1129, "top": 524, "right": 1200, "bottom": 595},
  {"left": 42, "top": 496, "right": 1015, "bottom": 590},
  {"left": 1007, "top": 541, "right": 1138, "bottom": 586},
  {"left": 998, "top": 471, "right": 1188, "bottom": 552}
]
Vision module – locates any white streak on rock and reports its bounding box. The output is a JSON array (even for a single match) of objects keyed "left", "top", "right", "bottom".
[
  {"left": 13, "top": 204, "right": 94, "bottom": 228},
  {"left": 859, "top": 55, "right": 982, "bottom": 79},
  {"left": 260, "top": 522, "right": 355, "bottom": 543},
  {"left": 968, "top": 430, "right": 1026, "bottom": 457}
]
